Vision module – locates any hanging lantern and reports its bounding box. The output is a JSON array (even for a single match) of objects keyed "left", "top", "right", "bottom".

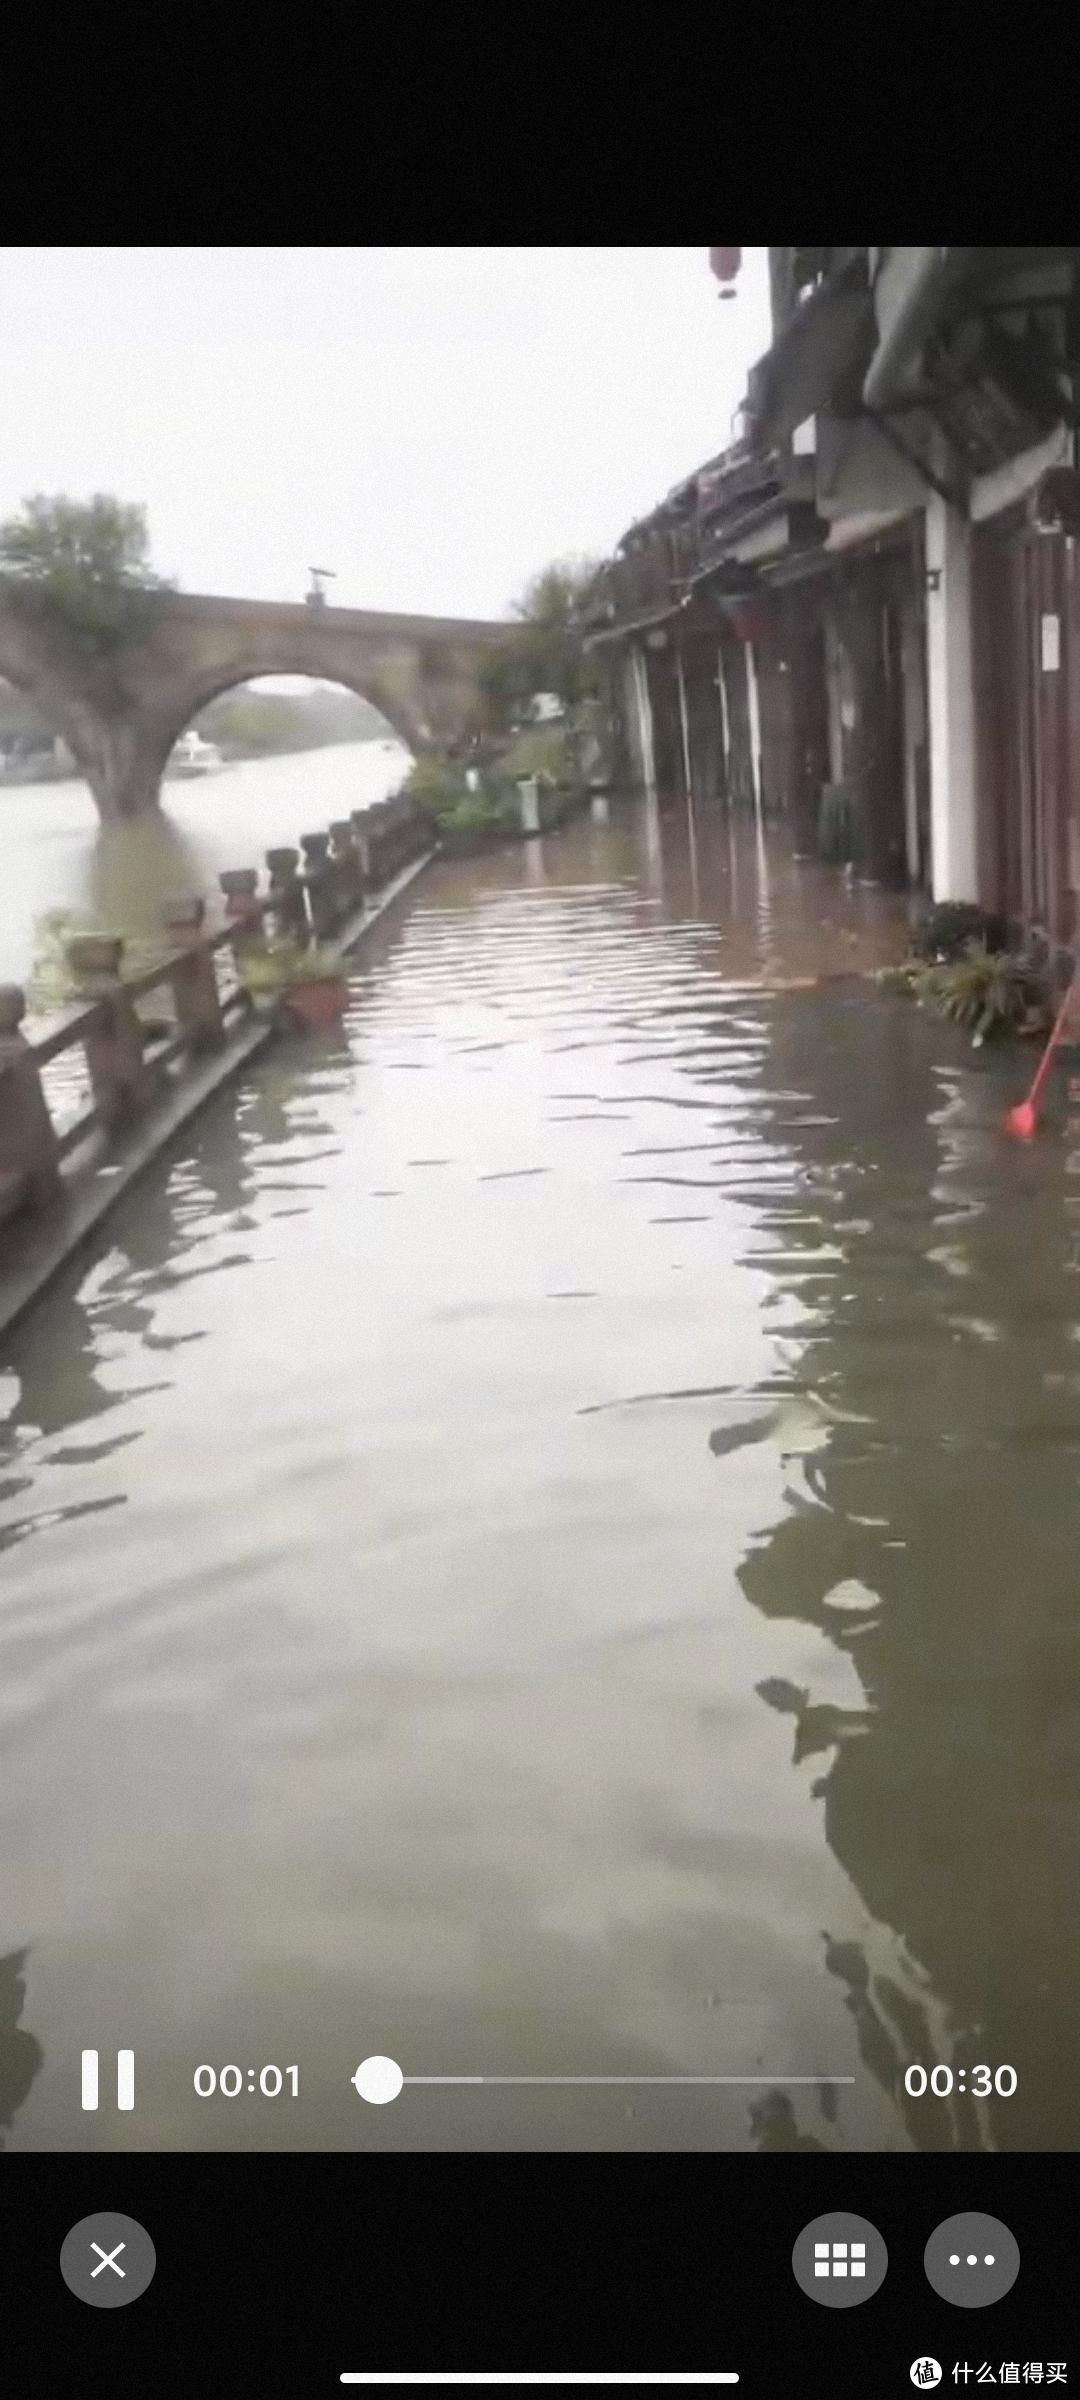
[
  {"left": 709, "top": 248, "right": 742, "bottom": 287},
  {"left": 728, "top": 596, "right": 771, "bottom": 646}
]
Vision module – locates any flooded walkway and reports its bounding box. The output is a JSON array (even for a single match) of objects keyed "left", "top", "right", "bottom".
[{"left": 4, "top": 797, "right": 1080, "bottom": 2153}]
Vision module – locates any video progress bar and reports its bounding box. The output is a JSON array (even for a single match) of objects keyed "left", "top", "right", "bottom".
[
  {"left": 340, "top": 2377, "right": 739, "bottom": 2387},
  {"left": 405, "top": 2076, "right": 851, "bottom": 2087}
]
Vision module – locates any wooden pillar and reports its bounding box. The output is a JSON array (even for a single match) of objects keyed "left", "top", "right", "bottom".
[
  {"left": 682, "top": 632, "right": 723, "bottom": 809},
  {"left": 350, "top": 810, "right": 375, "bottom": 888},
  {"left": 266, "top": 848, "right": 310, "bottom": 942},
  {"left": 359, "top": 805, "right": 387, "bottom": 888},
  {"left": 164, "top": 933, "right": 226, "bottom": 1052},
  {"left": 329, "top": 819, "right": 365, "bottom": 913},
  {"left": 83, "top": 987, "right": 154, "bottom": 1128},
  {"left": 644, "top": 641, "right": 682, "bottom": 794},
  {"left": 783, "top": 596, "right": 831, "bottom": 859},
  {"left": 719, "top": 631, "right": 754, "bottom": 812},
  {"left": 0, "top": 984, "right": 62, "bottom": 1212},
  {"left": 219, "top": 868, "right": 262, "bottom": 927},
  {"left": 300, "top": 831, "right": 337, "bottom": 938}
]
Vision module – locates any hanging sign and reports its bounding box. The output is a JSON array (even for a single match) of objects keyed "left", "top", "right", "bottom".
[{"left": 1041, "top": 613, "right": 1061, "bottom": 673}]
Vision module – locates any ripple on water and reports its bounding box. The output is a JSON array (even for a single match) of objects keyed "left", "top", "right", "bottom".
[{"left": 3, "top": 807, "right": 1079, "bottom": 2154}]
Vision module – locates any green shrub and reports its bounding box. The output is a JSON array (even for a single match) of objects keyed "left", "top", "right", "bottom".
[
  {"left": 238, "top": 940, "right": 345, "bottom": 993},
  {"left": 402, "top": 754, "right": 469, "bottom": 815},
  {"left": 25, "top": 907, "right": 170, "bottom": 1009},
  {"left": 401, "top": 748, "right": 519, "bottom": 833},
  {"left": 439, "top": 783, "right": 518, "bottom": 832},
  {"left": 912, "top": 900, "right": 1009, "bottom": 960},
  {"left": 498, "top": 723, "right": 574, "bottom": 784},
  {"left": 878, "top": 940, "right": 1052, "bottom": 1045}
]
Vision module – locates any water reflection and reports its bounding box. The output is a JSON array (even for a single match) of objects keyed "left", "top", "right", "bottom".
[
  {"left": 3, "top": 796, "right": 1077, "bottom": 2153},
  {"left": 80, "top": 812, "right": 209, "bottom": 939},
  {"left": 731, "top": 982, "right": 1080, "bottom": 2149},
  {"left": 1, "top": 1037, "right": 349, "bottom": 1530},
  {"left": 2, "top": 739, "right": 411, "bottom": 982}
]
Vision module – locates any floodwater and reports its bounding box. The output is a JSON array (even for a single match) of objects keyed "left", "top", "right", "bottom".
[
  {"left": 3, "top": 792, "right": 1080, "bottom": 2155},
  {"left": 0, "top": 738, "right": 412, "bottom": 985}
]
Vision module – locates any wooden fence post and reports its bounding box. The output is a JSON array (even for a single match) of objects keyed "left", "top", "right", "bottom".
[
  {"left": 164, "top": 932, "right": 226, "bottom": 1052},
  {"left": 300, "top": 831, "right": 337, "bottom": 939},
  {"left": 82, "top": 987, "right": 154, "bottom": 1129},
  {"left": 329, "top": 819, "right": 365, "bottom": 914},
  {"left": 0, "top": 984, "right": 62, "bottom": 1212},
  {"left": 266, "top": 848, "right": 309, "bottom": 942},
  {"left": 350, "top": 809, "right": 374, "bottom": 886}
]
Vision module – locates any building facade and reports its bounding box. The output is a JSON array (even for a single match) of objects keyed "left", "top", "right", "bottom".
[{"left": 592, "top": 248, "right": 1080, "bottom": 958}]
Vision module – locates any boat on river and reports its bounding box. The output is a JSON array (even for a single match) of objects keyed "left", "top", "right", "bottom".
[{"left": 166, "top": 731, "right": 225, "bottom": 779}]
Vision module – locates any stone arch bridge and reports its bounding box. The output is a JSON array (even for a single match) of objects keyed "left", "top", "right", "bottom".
[{"left": 0, "top": 591, "right": 513, "bottom": 821}]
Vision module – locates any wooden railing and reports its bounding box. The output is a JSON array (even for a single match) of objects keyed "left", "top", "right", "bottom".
[{"left": 0, "top": 792, "right": 432, "bottom": 1230}]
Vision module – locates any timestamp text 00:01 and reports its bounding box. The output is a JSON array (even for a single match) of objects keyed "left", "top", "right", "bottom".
[
  {"left": 194, "top": 2066, "right": 299, "bottom": 2097},
  {"left": 904, "top": 2064, "right": 1017, "bottom": 2098}
]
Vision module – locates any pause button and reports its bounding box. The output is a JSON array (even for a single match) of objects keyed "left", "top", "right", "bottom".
[{"left": 81, "top": 2050, "right": 135, "bottom": 2111}]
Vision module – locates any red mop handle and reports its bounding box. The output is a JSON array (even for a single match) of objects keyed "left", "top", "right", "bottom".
[{"left": 1025, "top": 976, "right": 1078, "bottom": 1112}]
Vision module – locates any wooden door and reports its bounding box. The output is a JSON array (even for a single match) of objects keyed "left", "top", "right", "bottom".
[{"left": 975, "top": 519, "right": 1080, "bottom": 948}]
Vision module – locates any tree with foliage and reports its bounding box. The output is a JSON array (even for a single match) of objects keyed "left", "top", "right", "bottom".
[
  {"left": 195, "top": 682, "right": 387, "bottom": 759},
  {"left": 478, "top": 554, "right": 606, "bottom": 731},
  {"left": 0, "top": 493, "right": 172, "bottom": 651}
]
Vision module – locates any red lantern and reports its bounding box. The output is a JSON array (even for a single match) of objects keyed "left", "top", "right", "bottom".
[
  {"left": 728, "top": 598, "right": 770, "bottom": 645},
  {"left": 709, "top": 248, "right": 742, "bottom": 286}
]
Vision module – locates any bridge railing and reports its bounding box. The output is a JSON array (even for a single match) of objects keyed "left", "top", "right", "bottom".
[{"left": 0, "top": 793, "right": 432, "bottom": 1231}]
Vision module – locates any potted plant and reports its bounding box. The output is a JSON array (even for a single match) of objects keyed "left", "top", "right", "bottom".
[
  {"left": 63, "top": 932, "right": 126, "bottom": 984},
  {"left": 238, "top": 940, "right": 349, "bottom": 1030},
  {"left": 219, "top": 868, "right": 261, "bottom": 925},
  {"left": 281, "top": 947, "right": 349, "bottom": 1029}
]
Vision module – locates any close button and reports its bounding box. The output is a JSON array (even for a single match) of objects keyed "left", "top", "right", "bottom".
[{"left": 60, "top": 2212, "right": 156, "bottom": 2309}]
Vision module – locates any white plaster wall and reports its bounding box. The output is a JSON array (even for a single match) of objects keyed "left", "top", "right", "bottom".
[
  {"left": 924, "top": 493, "right": 979, "bottom": 901},
  {"left": 629, "top": 646, "right": 657, "bottom": 800},
  {"left": 675, "top": 649, "right": 692, "bottom": 793},
  {"left": 745, "top": 644, "right": 763, "bottom": 823},
  {"left": 717, "top": 646, "right": 731, "bottom": 787}
]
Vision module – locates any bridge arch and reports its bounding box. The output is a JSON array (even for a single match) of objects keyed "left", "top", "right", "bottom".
[
  {"left": 161, "top": 656, "right": 419, "bottom": 762},
  {"left": 0, "top": 590, "right": 512, "bottom": 822}
]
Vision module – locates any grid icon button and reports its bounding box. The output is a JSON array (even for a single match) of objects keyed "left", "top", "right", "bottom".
[
  {"left": 813, "top": 2238, "right": 867, "bottom": 2279},
  {"left": 793, "top": 2216, "right": 887, "bottom": 2308}
]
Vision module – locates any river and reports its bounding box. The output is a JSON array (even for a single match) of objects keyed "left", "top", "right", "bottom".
[
  {"left": 3, "top": 790, "right": 1080, "bottom": 2154},
  {"left": 0, "top": 738, "right": 412, "bottom": 986}
]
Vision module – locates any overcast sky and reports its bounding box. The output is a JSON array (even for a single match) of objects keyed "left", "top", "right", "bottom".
[{"left": 0, "top": 249, "right": 772, "bottom": 620}]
